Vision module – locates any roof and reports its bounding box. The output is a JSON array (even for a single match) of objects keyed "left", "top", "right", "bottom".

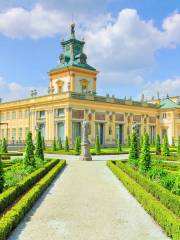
[
  {"left": 160, "top": 98, "right": 180, "bottom": 109},
  {"left": 49, "top": 62, "right": 96, "bottom": 73}
]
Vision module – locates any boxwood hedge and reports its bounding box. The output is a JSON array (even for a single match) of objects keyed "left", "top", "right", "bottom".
[
  {"left": 115, "top": 160, "right": 180, "bottom": 217},
  {"left": 107, "top": 160, "right": 180, "bottom": 240},
  {"left": 0, "top": 159, "right": 59, "bottom": 213},
  {"left": 0, "top": 159, "right": 66, "bottom": 240}
]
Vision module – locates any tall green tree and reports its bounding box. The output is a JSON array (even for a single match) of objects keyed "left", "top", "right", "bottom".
[
  {"left": 139, "top": 133, "right": 151, "bottom": 173},
  {"left": 162, "top": 133, "right": 170, "bottom": 156},
  {"left": 64, "top": 136, "right": 69, "bottom": 152},
  {"left": 127, "top": 134, "right": 131, "bottom": 147},
  {"left": 95, "top": 135, "right": 101, "bottom": 154},
  {"left": 140, "top": 135, "right": 144, "bottom": 149},
  {"left": 42, "top": 136, "right": 46, "bottom": 150},
  {"left": 117, "top": 136, "right": 122, "bottom": 153},
  {"left": 128, "top": 129, "right": 139, "bottom": 166},
  {"left": 75, "top": 137, "right": 80, "bottom": 154},
  {"left": 172, "top": 137, "right": 175, "bottom": 147},
  {"left": 57, "top": 137, "right": 63, "bottom": 150},
  {"left": 35, "top": 130, "right": 44, "bottom": 160},
  {"left": 53, "top": 137, "right": 57, "bottom": 151},
  {"left": 1, "top": 138, "right": 8, "bottom": 153},
  {"left": 177, "top": 136, "right": 180, "bottom": 155},
  {"left": 24, "top": 132, "right": 35, "bottom": 168},
  {"left": 0, "top": 155, "right": 4, "bottom": 193},
  {"left": 155, "top": 134, "right": 161, "bottom": 155}
]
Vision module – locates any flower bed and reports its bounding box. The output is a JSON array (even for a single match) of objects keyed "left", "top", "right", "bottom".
[
  {"left": 0, "top": 159, "right": 66, "bottom": 240},
  {"left": 107, "top": 160, "right": 180, "bottom": 240},
  {"left": 0, "top": 159, "right": 60, "bottom": 213}
]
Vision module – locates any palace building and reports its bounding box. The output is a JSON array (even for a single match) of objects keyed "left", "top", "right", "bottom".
[{"left": 0, "top": 24, "right": 180, "bottom": 146}]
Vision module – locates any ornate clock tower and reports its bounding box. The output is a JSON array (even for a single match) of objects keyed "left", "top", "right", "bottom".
[{"left": 48, "top": 23, "right": 98, "bottom": 95}]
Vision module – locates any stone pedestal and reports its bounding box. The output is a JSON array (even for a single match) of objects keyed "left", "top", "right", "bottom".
[{"left": 80, "top": 121, "right": 92, "bottom": 161}]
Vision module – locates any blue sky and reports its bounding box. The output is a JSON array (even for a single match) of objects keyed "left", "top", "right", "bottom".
[{"left": 0, "top": 0, "right": 180, "bottom": 101}]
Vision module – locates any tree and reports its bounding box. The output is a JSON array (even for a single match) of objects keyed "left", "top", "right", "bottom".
[
  {"left": 0, "top": 155, "right": 4, "bottom": 193},
  {"left": 139, "top": 133, "right": 151, "bottom": 173},
  {"left": 152, "top": 136, "right": 155, "bottom": 146},
  {"left": 128, "top": 129, "right": 139, "bottom": 166},
  {"left": 140, "top": 135, "right": 144, "bottom": 149},
  {"left": 1, "top": 138, "right": 8, "bottom": 153},
  {"left": 155, "top": 134, "right": 161, "bottom": 155},
  {"left": 95, "top": 135, "right": 101, "bottom": 154},
  {"left": 117, "top": 136, "right": 122, "bottom": 153},
  {"left": 64, "top": 136, "right": 69, "bottom": 152},
  {"left": 24, "top": 132, "right": 35, "bottom": 168},
  {"left": 42, "top": 136, "right": 46, "bottom": 150},
  {"left": 57, "top": 137, "right": 63, "bottom": 150},
  {"left": 35, "top": 130, "right": 44, "bottom": 160},
  {"left": 162, "top": 133, "right": 170, "bottom": 156},
  {"left": 177, "top": 136, "right": 180, "bottom": 155},
  {"left": 127, "top": 134, "right": 131, "bottom": 147},
  {"left": 172, "top": 137, "right": 175, "bottom": 147},
  {"left": 52, "top": 137, "right": 57, "bottom": 151},
  {"left": 75, "top": 137, "right": 80, "bottom": 154}
]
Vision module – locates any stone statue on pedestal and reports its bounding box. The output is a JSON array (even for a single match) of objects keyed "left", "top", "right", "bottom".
[{"left": 80, "top": 121, "right": 92, "bottom": 161}]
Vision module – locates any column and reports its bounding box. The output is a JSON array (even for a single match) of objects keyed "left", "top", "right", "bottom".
[
  {"left": 91, "top": 110, "right": 95, "bottom": 145},
  {"left": 65, "top": 107, "right": 72, "bottom": 144},
  {"left": 105, "top": 111, "right": 110, "bottom": 145}
]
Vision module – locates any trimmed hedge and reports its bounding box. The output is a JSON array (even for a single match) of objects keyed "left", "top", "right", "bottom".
[
  {"left": 0, "top": 159, "right": 66, "bottom": 240},
  {"left": 107, "top": 160, "right": 180, "bottom": 240},
  {"left": 115, "top": 160, "right": 180, "bottom": 217},
  {"left": 0, "top": 159, "right": 59, "bottom": 213}
]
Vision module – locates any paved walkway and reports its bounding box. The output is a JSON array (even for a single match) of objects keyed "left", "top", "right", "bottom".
[{"left": 9, "top": 158, "right": 169, "bottom": 240}]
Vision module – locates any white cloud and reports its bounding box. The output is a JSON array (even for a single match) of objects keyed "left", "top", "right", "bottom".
[
  {"left": 0, "top": 6, "right": 180, "bottom": 99},
  {"left": 0, "top": 4, "right": 69, "bottom": 39},
  {"left": 140, "top": 77, "right": 180, "bottom": 99},
  {"left": 0, "top": 76, "right": 47, "bottom": 101}
]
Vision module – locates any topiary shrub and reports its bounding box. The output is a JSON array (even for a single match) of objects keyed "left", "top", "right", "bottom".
[
  {"left": 152, "top": 136, "right": 155, "bottom": 146},
  {"left": 1, "top": 138, "right": 8, "bottom": 153},
  {"left": 162, "top": 133, "right": 170, "bottom": 156},
  {"left": 42, "top": 136, "right": 46, "bottom": 150},
  {"left": 155, "top": 134, "right": 161, "bottom": 155},
  {"left": 52, "top": 137, "right": 57, "bottom": 151},
  {"left": 127, "top": 134, "right": 131, "bottom": 147},
  {"left": 177, "top": 136, "right": 180, "bottom": 155},
  {"left": 57, "top": 137, "right": 63, "bottom": 150},
  {"left": 128, "top": 129, "right": 139, "bottom": 166},
  {"left": 64, "top": 136, "right": 69, "bottom": 152},
  {"left": 75, "top": 137, "right": 80, "bottom": 155},
  {"left": 172, "top": 137, "right": 175, "bottom": 147},
  {"left": 117, "top": 137, "right": 122, "bottom": 153},
  {"left": 24, "top": 132, "right": 35, "bottom": 168},
  {"left": 140, "top": 135, "right": 144, "bottom": 150},
  {"left": 0, "top": 155, "right": 4, "bottom": 193},
  {"left": 95, "top": 135, "right": 101, "bottom": 154},
  {"left": 35, "top": 130, "right": 44, "bottom": 161},
  {"left": 139, "top": 133, "right": 151, "bottom": 173}
]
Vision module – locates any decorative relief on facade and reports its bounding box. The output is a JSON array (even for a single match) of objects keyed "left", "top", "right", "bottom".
[
  {"left": 115, "top": 113, "right": 124, "bottom": 122},
  {"left": 72, "top": 109, "right": 84, "bottom": 119},
  {"left": 133, "top": 115, "right": 141, "bottom": 123},
  {"left": 149, "top": 116, "right": 156, "bottom": 124},
  {"left": 95, "top": 112, "right": 105, "bottom": 121}
]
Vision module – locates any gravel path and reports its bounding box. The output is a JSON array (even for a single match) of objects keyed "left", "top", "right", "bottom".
[{"left": 9, "top": 159, "right": 170, "bottom": 240}]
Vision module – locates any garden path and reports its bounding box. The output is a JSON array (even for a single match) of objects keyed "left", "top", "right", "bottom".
[{"left": 9, "top": 157, "right": 170, "bottom": 240}]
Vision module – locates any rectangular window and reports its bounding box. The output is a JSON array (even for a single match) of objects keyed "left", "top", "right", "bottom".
[
  {"left": 25, "top": 127, "right": 29, "bottom": 136},
  {"left": 6, "top": 112, "right": 10, "bottom": 120},
  {"left": 1, "top": 113, "right": 4, "bottom": 121},
  {"left": 162, "top": 113, "right": 167, "bottom": 119},
  {"left": 39, "top": 111, "right": 45, "bottom": 118},
  {"left": 57, "top": 108, "right": 64, "bottom": 117},
  {"left": 12, "top": 128, "right": 16, "bottom": 141},
  {"left": 25, "top": 110, "right": 29, "bottom": 118},
  {"left": 19, "top": 111, "right": 22, "bottom": 119},
  {"left": 19, "top": 128, "right": 22, "bottom": 141},
  {"left": 12, "top": 111, "right": 16, "bottom": 120},
  {"left": 1, "top": 129, "right": 4, "bottom": 139}
]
